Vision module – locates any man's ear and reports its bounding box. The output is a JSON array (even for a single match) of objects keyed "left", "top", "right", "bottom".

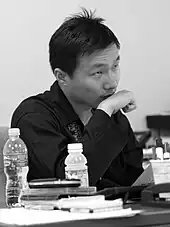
[{"left": 54, "top": 68, "right": 68, "bottom": 86}]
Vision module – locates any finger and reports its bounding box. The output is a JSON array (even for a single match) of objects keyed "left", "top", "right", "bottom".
[{"left": 122, "top": 103, "right": 137, "bottom": 113}]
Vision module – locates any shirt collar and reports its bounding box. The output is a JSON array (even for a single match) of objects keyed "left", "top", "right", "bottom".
[{"left": 48, "top": 80, "right": 80, "bottom": 126}]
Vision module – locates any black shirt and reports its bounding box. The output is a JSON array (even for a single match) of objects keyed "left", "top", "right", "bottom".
[{"left": 11, "top": 81, "right": 143, "bottom": 189}]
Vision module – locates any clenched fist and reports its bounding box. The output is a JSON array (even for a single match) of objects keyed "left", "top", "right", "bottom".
[{"left": 97, "top": 90, "right": 137, "bottom": 117}]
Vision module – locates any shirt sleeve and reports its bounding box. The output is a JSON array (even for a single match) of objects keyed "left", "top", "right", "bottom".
[
  {"left": 80, "top": 109, "right": 143, "bottom": 185},
  {"left": 120, "top": 121, "right": 144, "bottom": 185}
]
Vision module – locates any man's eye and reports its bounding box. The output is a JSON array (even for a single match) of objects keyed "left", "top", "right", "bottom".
[
  {"left": 112, "top": 64, "right": 119, "bottom": 71},
  {"left": 92, "top": 71, "right": 103, "bottom": 76}
]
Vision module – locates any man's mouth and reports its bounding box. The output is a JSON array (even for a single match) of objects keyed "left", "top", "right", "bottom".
[
  {"left": 100, "top": 93, "right": 113, "bottom": 100},
  {"left": 102, "top": 91, "right": 116, "bottom": 99}
]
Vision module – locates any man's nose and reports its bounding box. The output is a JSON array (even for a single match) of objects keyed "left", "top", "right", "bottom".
[{"left": 103, "top": 73, "right": 118, "bottom": 90}]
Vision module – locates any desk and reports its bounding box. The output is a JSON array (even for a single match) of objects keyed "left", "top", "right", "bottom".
[
  {"left": 1, "top": 170, "right": 170, "bottom": 226},
  {"left": 1, "top": 204, "right": 170, "bottom": 227}
]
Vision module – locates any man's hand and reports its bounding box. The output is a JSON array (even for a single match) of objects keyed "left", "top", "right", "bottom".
[{"left": 97, "top": 90, "right": 137, "bottom": 117}]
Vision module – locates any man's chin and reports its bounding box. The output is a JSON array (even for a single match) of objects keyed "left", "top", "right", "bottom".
[
  {"left": 88, "top": 101, "right": 97, "bottom": 109},
  {"left": 91, "top": 100, "right": 102, "bottom": 109}
]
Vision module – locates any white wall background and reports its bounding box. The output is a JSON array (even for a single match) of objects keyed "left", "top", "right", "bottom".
[{"left": 0, "top": 0, "right": 170, "bottom": 131}]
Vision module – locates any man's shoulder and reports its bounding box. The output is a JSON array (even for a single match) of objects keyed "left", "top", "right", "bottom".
[
  {"left": 14, "top": 93, "right": 48, "bottom": 114},
  {"left": 11, "top": 92, "right": 59, "bottom": 126}
]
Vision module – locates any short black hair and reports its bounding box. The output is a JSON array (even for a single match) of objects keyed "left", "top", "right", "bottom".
[{"left": 49, "top": 8, "right": 120, "bottom": 77}]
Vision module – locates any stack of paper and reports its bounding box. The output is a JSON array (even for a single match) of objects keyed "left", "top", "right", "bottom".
[
  {"left": 21, "top": 186, "right": 96, "bottom": 199},
  {"left": 55, "top": 196, "right": 123, "bottom": 213}
]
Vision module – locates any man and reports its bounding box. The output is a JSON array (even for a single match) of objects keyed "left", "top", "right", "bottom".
[{"left": 11, "top": 8, "right": 143, "bottom": 189}]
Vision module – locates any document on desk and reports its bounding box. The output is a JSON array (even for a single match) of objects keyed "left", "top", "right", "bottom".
[
  {"left": 0, "top": 207, "right": 142, "bottom": 225},
  {"left": 132, "top": 163, "right": 154, "bottom": 186}
]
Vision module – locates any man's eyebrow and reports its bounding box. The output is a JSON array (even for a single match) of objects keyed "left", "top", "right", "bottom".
[
  {"left": 91, "top": 63, "right": 107, "bottom": 68},
  {"left": 116, "top": 55, "right": 120, "bottom": 61},
  {"left": 91, "top": 56, "right": 120, "bottom": 69}
]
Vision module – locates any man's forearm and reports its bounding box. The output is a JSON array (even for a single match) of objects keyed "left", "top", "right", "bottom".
[{"left": 80, "top": 109, "right": 128, "bottom": 185}]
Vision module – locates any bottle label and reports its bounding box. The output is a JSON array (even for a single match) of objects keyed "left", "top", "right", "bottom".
[
  {"left": 3, "top": 154, "right": 28, "bottom": 167},
  {"left": 65, "top": 169, "right": 89, "bottom": 187}
]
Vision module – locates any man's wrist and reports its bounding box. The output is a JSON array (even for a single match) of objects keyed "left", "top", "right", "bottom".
[{"left": 97, "top": 104, "right": 112, "bottom": 117}]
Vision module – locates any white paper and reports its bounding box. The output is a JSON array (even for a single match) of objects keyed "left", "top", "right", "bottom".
[
  {"left": 0, "top": 207, "right": 142, "bottom": 225},
  {"left": 132, "top": 163, "right": 154, "bottom": 186}
]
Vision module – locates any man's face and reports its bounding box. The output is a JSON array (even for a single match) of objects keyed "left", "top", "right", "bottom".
[{"left": 66, "top": 44, "right": 120, "bottom": 108}]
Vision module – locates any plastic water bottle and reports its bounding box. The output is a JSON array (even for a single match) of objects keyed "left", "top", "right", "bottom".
[
  {"left": 65, "top": 143, "right": 89, "bottom": 187},
  {"left": 155, "top": 137, "right": 164, "bottom": 160},
  {"left": 3, "top": 128, "right": 29, "bottom": 207}
]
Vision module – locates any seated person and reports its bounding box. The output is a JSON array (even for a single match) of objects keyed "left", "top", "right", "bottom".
[{"left": 11, "top": 8, "right": 143, "bottom": 190}]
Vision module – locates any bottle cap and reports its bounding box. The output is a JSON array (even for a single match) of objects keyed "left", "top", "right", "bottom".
[
  {"left": 8, "top": 128, "right": 20, "bottom": 137},
  {"left": 67, "top": 143, "right": 83, "bottom": 150},
  {"left": 156, "top": 138, "right": 163, "bottom": 147}
]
